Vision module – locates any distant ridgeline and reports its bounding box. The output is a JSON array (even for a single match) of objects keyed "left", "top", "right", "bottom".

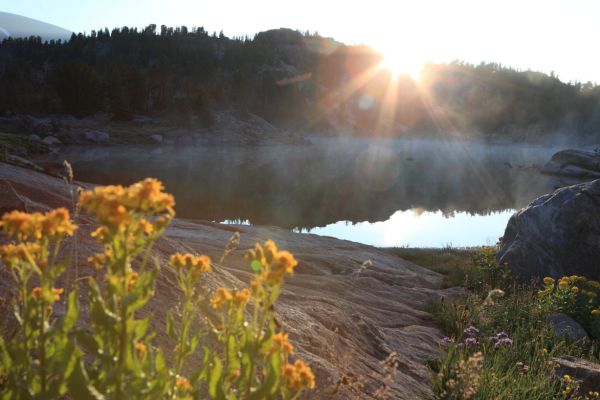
[{"left": 1, "top": 24, "right": 600, "bottom": 140}]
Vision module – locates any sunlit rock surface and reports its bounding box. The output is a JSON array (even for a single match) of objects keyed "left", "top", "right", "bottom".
[
  {"left": 0, "top": 162, "right": 462, "bottom": 399},
  {"left": 498, "top": 179, "right": 600, "bottom": 281}
]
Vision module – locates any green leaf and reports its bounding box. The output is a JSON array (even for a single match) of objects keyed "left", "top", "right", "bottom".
[
  {"left": 166, "top": 311, "right": 177, "bottom": 340},
  {"left": 247, "top": 353, "right": 280, "bottom": 400},
  {"left": 227, "top": 335, "right": 241, "bottom": 372},
  {"left": 62, "top": 290, "right": 79, "bottom": 332},
  {"left": 134, "top": 317, "right": 150, "bottom": 340},
  {"left": 208, "top": 356, "right": 225, "bottom": 399},
  {"left": 75, "top": 329, "right": 100, "bottom": 356},
  {"left": 68, "top": 360, "right": 105, "bottom": 400}
]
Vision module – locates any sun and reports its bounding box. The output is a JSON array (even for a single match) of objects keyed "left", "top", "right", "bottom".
[{"left": 378, "top": 51, "right": 424, "bottom": 81}]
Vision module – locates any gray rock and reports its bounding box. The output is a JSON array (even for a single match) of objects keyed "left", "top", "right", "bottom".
[
  {"left": 28, "top": 134, "right": 41, "bottom": 141},
  {"left": 498, "top": 180, "right": 600, "bottom": 281},
  {"left": 552, "top": 356, "right": 600, "bottom": 394},
  {"left": 41, "top": 136, "right": 61, "bottom": 146},
  {"left": 542, "top": 149, "right": 600, "bottom": 179},
  {"left": 150, "top": 134, "right": 163, "bottom": 143},
  {"left": 0, "top": 161, "right": 464, "bottom": 400},
  {"left": 84, "top": 130, "right": 109, "bottom": 143},
  {"left": 546, "top": 313, "right": 589, "bottom": 342}
]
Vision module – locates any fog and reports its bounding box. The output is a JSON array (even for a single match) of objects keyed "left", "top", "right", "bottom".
[{"left": 39, "top": 137, "right": 582, "bottom": 231}]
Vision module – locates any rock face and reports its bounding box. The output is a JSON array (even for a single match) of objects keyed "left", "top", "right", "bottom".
[
  {"left": 0, "top": 162, "right": 459, "bottom": 399},
  {"left": 546, "top": 313, "right": 589, "bottom": 342},
  {"left": 498, "top": 179, "right": 600, "bottom": 281},
  {"left": 542, "top": 149, "right": 600, "bottom": 179},
  {"left": 552, "top": 356, "right": 600, "bottom": 394}
]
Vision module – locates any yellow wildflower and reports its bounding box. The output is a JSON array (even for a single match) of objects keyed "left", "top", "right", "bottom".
[
  {"left": 91, "top": 226, "right": 109, "bottom": 242},
  {"left": 135, "top": 342, "right": 147, "bottom": 355},
  {"left": 139, "top": 219, "right": 154, "bottom": 235},
  {"left": 0, "top": 210, "right": 42, "bottom": 240},
  {"left": 52, "top": 287, "right": 64, "bottom": 301},
  {"left": 175, "top": 377, "right": 192, "bottom": 391},
  {"left": 169, "top": 253, "right": 211, "bottom": 279},
  {"left": 558, "top": 279, "right": 569, "bottom": 290},
  {"left": 270, "top": 332, "right": 294, "bottom": 354},
  {"left": 210, "top": 287, "right": 233, "bottom": 309},
  {"left": 41, "top": 208, "right": 77, "bottom": 237},
  {"left": 88, "top": 249, "right": 112, "bottom": 270},
  {"left": 127, "top": 272, "right": 139, "bottom": 291},
  {"left": 227, "top": 369, "right": 241, "bottom": 381},
  {"left": 274, "top": 251, "right": 298, "bottom": 275},
  {"left": 234, "top": 288, "right": 250, "bottom": 306},
  {"left": 543, "top": 277, "right": 554, "bottom": 286},
  {"left": 32, "top": 287, "right": 42, "bottom": 301},
  {"left": 282, "top": 360, "right": 315, "bottom": 390},
  {"left": 571, "top": 286, "right": 579, "bottom": 294},
  {"left": 78, "top": 179, "right": 175, "bottom": 230},
  {"left": 0, "top": 242, "right": 43, "bottom": 267},
  {"left": 592, "top": 309, "right": 600, "bottom": 317}
]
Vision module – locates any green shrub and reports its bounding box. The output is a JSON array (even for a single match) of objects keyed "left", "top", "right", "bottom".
[{"left": 538, "top": 276, "right": 600, "bottom": 341}]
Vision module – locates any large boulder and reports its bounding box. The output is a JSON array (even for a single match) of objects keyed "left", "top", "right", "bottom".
[
  {"left": 541, "top": 149, "right": 600, "bottom": 179},
  {"left": 497, "top": 180, "right": 600, "bottom": 281},
  {"left": 552, "top": 356, "right": 600, "bottom": 394},
  {"left": 0, "top": 161, "right": 461, "bottom": 399},
  {"left": 546, "top": 313, "right": 589, "bottom": 342}
]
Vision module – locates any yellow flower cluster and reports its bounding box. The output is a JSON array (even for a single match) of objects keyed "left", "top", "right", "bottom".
[
  {"left": 539, "top": 275, "right": 600, "bottom": 299},
  {"left": 282, "top": 360, "right": 315, "bottom": 390},
  {"left": 31, "top": 287, "right": 64, "bottom": 302},
  {"left": 270, "top": 332, "right": 294, "bottom": 354},
  {"left": 175, "top": 377, "right": 192, "bottom": 391},
  {"left": 539, "top": 275, "right": 600, "bottom": 319},
  {"left": 169, "top": 253, "right": 212, "bottom": 279},
  {"left": 0, "top": 208, "right": 76, "bottom": 240},
  {"left": 87, "top": 249, "right": 113, "bottom": 270},
  {"left": 245, "top": 240, "right": 298, "bottom": 286},
  {"left": 0, "top": 242, "right": 43, "bottom": 268},
  {"left": 135, "top": 342, "right": 147, "bottom": 355},
  {"left": 210, "top": 287, "right": 250, "bottom": 310},
  {"left": 78, "top": 178, "right": 174, "bottom": 230}
]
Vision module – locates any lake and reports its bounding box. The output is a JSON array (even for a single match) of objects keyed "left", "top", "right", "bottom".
[{"left": 40, "top": 137, "right": 573, "bottom": 247}]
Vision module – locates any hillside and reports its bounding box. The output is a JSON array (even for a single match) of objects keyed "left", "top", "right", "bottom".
[
  {"left": 1, "top": 22, "right": 600, "bottom": 141},
  {"left": 0, "top": 12, "right": 72, "bottom": 41}
]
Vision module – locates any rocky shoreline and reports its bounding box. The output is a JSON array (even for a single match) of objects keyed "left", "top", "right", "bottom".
[
  {"left": 0, "top": 161, "right": 461, "bottom": 399},
  {"left": 0, "top": 111, "right": 311, "bottom": 158}
]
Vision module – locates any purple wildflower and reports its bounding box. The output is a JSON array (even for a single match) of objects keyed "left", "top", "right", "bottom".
[
  {"left": 488, "top": 336, "right": 499, "bottom": 346},
  {"left": 441, "top": 336, "right": 453, "bottom": 344},
  {"left": 463, "top": 326, "right": 480, "bottom": 337},
  {"left": 464, "top": 337, "right": 478, "bottom": 346},
  {"left": 498, "top": 338, "right": 513, "bottom": 346},
  {"left": 497, "top": 331, "right": 509, "bottom": 339}
]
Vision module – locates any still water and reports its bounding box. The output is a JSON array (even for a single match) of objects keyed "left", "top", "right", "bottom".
[{"left": 41, "top": 137, "right": 570, "bottom": 247}]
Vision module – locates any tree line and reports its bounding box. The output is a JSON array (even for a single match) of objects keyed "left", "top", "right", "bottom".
[{"left": 1, "top": 25, "right": 599, "bottom": 141}]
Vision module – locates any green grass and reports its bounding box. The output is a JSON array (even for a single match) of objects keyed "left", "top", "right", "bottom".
[
  {"left": 386, "top": 247, "right": 477, "bottom": 288},
  {"left": 393, "top": 246, "right": 600, "bottom": 399}
]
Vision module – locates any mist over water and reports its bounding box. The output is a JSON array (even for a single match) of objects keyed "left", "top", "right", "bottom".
[{"left": 42, "top": 137, "right": 576, "bottom": 247}]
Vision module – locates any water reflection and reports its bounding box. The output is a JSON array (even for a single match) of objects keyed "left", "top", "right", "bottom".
[
  {"left": 41, "top": 137, "right": 565, "bottom": 246},
  {"left": 306, "top": 209, "right": 515, "bottom": 248}
]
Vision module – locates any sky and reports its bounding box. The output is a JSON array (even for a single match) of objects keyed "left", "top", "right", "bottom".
[{"left": 3, "top": 0, "right": 600, "bottom": 83}]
